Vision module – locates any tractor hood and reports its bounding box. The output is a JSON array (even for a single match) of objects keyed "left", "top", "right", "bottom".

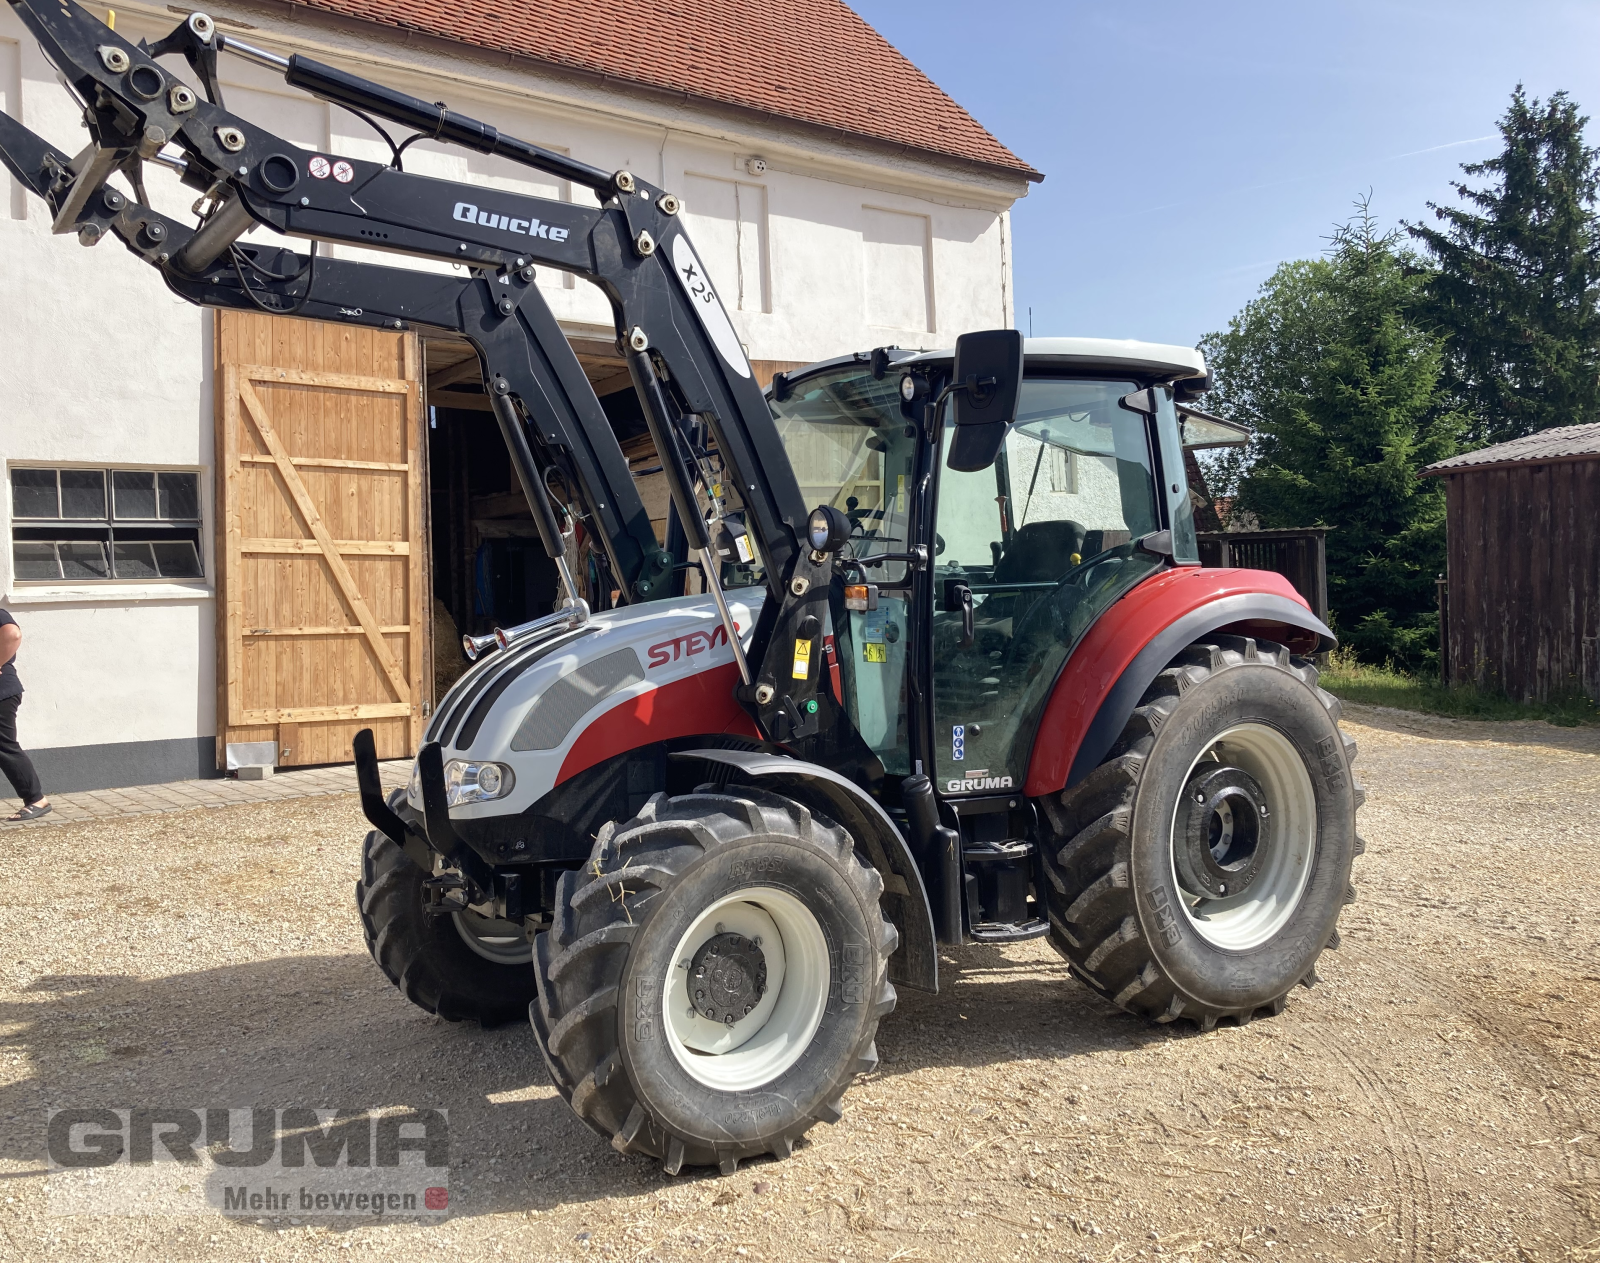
[{"left": 416, "top": 589, "right": 766, "bottom": 819}]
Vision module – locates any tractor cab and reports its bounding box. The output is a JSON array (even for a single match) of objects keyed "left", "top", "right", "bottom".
[{"left": 770, "top": 338, "right": 1208, "bottom": 812}]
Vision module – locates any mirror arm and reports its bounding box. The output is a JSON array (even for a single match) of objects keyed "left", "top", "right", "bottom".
[{"left": 846, "top": 545, "right": 928, "bottom": 572}]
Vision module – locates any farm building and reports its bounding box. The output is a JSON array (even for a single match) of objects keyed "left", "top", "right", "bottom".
[
  {"left": 0, "top": 0, "right": 1039, "bottom": 790},
  {"left": 1421, "top": 423, "right": 1600, "bottom": 703}
]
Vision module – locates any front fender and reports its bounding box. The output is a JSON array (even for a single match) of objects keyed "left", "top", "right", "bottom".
[
  {"left": 673, "top": 749, "right": 938, "bottom": 994},
  {"left": 1024, "top": 567, "right": 1335, "bottom": 797}
]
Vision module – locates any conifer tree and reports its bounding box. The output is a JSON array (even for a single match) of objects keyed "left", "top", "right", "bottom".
[
  {"left": 1201, "top": 204, "right": 1461, "bottom": 669},
  {"left": 1408, "top": 87, "right": 1600, "bottom": 444}
]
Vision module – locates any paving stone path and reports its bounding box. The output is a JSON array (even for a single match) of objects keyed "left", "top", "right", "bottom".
[{"left": 0, "top": 759, "right": 412, "bottom": 828}]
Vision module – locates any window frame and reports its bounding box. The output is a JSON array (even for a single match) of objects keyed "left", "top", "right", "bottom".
[{"left": 8, "top": 462, "right": 207, "bottom": 587}]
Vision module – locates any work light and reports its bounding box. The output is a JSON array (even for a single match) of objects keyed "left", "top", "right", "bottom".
[{"left": 806, "top": 505, "right": 850, "bottom": 554}]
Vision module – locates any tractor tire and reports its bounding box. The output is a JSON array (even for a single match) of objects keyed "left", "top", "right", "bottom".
[
  {"left": 355, "top": 829, "right": 538, "bottom": 1026},
  {"left": 531, "top": 787, "right": 896, "bottom": 1175},
  {"left": 1039, "top": 636, "right": 1363, "bottom": 1030}
]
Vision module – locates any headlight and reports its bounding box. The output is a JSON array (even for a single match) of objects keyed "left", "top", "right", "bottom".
[
  {"left": 407, "top": 757, "right": 514, "bottom": 808},
  {"left": 443, "top": 759, "right": 514, "bottom": 806}
]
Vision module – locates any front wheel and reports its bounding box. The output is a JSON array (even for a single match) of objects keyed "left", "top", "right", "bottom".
[
  {"left": 531, "top": 788, "right": 897, "bottom": 1174},
  {"left": 356, "top": 830, "right": 539, "bottom": 1025},
  {"left": 1040, "top": 636, "right": 1362, "bottom": 1029}
]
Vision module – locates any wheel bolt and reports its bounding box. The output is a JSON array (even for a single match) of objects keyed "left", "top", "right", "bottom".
[{"left": 695, "top": 990, "right": 704, "bottom": 1000}]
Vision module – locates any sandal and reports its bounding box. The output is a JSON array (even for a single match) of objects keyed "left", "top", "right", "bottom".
[{"left": 8, "top": 802, "right": 51, "bottom": 822}]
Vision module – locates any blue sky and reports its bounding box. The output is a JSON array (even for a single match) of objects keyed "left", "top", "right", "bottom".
[{"left": 850, "top": 1, "right": 1600, "bottom": 348}]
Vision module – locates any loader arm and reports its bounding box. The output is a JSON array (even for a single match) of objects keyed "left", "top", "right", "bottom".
[
  {"left": 0, "top": 102, "right": 670, "bottom": 602},
  {"left": 4, "top": 0, "right": 832, "bottom": 744}
]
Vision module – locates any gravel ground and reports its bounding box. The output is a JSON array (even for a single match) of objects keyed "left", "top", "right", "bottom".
[{"left": 0, "top": 703, "right": 1596, "bottom": 1263}]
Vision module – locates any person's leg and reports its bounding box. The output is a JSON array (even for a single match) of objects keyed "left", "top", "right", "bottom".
[{"left": 0, "top": 695, "right": 45, "bottom": 806}]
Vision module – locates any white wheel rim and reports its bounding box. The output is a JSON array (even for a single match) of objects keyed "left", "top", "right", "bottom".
[
  {"left": 1169, "top": 722, "right": 1317, "bottom": 951},
  {"left": 662, "top": 887, "right": 830, "bottom": 1091},
  {"left": 452, "top": 909, "right": 533, "bottom": 965}
]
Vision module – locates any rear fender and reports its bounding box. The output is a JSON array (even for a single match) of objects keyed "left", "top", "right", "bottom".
[
  {"left": 1024, "top": 567, "right": 1335, "bottom": 798},
  {"left": 673, "top": 748, "right": 938, "bottom": 994}
]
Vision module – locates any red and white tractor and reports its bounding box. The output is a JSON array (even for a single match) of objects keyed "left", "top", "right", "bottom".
[{"left": 0, "top": 0, "right": 1360, "bottom": 1177}]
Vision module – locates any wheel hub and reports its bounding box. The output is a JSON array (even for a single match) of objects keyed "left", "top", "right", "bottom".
[
  {"left": 1176, "top": 765, "right": 1272, "bottom": 899},
  {"left": 688, "top": 932, "right": 768, "bottom": 1025}
]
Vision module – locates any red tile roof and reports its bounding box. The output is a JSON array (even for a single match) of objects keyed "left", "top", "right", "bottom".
[{"left": 282, "top": 0, "right": 1042, "bottom": 180}]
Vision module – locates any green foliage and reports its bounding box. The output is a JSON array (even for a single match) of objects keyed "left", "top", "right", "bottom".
[
  {"left": 1407, "top": 86, "right": 1600, "bottom": 444},
  {"left": 1200, "top": 203, "right": 1462, "bottom": 671},
  {"left": 1318, "top": 648, "right": 1599, "bottom": 727}
]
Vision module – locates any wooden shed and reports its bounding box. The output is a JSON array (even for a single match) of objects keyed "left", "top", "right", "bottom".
[{"left": 1421, "top": 423, "right": 1600, "bottom": 702}]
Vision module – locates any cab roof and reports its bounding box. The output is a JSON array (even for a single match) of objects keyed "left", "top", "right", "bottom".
[
  {"left": 774, "top": 338, "right": 1208, "bottom": 396},
  {"left": 899, "top": 337, "right": 1207, "bottom": 380}
]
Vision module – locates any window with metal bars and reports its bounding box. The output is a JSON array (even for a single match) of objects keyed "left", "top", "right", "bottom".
[{"left": 9, "top": 467, "right": 203, "bottom": 582}]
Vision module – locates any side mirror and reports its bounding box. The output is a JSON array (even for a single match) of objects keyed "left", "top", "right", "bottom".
[{"left": 947, "top": 328, "right": 1024, "bottom": 473}]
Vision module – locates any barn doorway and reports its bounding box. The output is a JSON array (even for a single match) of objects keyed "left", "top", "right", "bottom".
[{"left": 422, "top": 335, "right": 660, "bottom": 697}]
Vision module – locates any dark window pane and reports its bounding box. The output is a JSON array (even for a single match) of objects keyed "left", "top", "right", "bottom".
[
  {"left": 12, "top": 542, "right": 60, "bottom": 579},
  {"left": 151, "top": 540, "right": 203, "bottom": 578},
  {"left": 11, "top": 469, "right": 58, "bottom": 519},
  {"left": 112, "top": 470, "right": 157, "bottom": 519},
  {"left": 58, "top": 541, "right": 108, "bottom": 578},
  {"left": 112, "top": 541, "right": 159, "bottom": 579},
  {"left": 158, "top": 471, "right": 200, "bottom": 521},
  {"left": 60, "top": 470, "right": 107, "bottom": 519}
]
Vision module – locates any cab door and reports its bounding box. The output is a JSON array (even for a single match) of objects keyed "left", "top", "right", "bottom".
[{"left": 927, "top": 378, "right": 1169, "bottom": 798}]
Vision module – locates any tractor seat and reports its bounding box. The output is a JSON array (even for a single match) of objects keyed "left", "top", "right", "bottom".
[{"left": 992, "top": 519, "right": 1088, "bottom": 586}]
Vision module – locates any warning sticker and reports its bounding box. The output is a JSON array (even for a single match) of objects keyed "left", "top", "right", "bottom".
[
  {"left": 791, "top": 638, "right": 812, "bottom": 680},
  {"left": 308, "top": 155, "right": 331, "bottom": 180},
  {"left": 332, "top": 160, "right": 355, "bottom": 184},
  {"left": 734, "top": 534, "right": 752, "bottom": 563},
  {"left": 863, "top": 642, "right": 888, "bottom": 664},
  {"left": 951, "top": 724, "right": 966, "bottom": 762}
]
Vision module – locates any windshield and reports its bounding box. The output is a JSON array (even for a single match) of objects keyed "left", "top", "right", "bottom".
[{"left": 769, "top": 368, "right": 918, "bottom": 583}]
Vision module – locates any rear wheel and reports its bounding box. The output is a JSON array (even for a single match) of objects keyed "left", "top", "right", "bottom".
[
  {"left": 532, "top": 787, "right": 896, "bottom": 1174},
  {"left": 356, "top": 830, "right": 538, "bottom": 1025},
  {"left": 1039, "top": 637, "right": 1363, "bottom": 1029}
]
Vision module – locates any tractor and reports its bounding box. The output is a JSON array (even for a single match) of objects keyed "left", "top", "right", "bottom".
[{"left": 1, "top": 0, "right": 1361, "bottom": 1177}]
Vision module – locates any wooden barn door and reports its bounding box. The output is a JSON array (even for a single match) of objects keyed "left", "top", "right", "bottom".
[{"left": 214, "top": 311, "right": 429, "bottom": 768}]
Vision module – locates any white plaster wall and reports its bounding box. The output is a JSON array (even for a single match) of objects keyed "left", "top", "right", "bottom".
[
  {"left": 0, "top": 6, "right": 215, "bottom": 753},
  {"left": 3, "top": 600, "right": 214, "bottom": 749},
  {"left": 0, "top": 0, "right": 1027, "bottom": 759}
]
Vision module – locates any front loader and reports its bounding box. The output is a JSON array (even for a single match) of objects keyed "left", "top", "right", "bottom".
[{"left": 2, "top": 0, "right": 1363, "bottom": 1175}]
